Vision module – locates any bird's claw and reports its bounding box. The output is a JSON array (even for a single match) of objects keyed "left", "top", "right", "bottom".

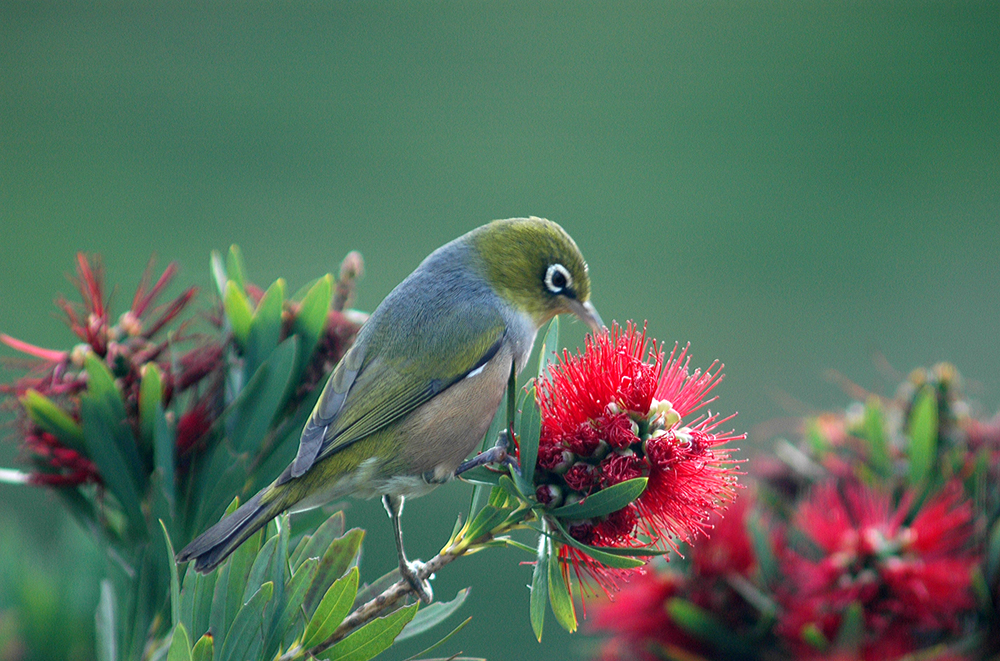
[{"left": 400, "top": 559, "right": 433, "bottom": 604}]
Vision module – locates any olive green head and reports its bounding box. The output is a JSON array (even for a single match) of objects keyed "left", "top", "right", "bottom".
[{"left": 470, "top": 217, "right": 602, "bottom": 331}]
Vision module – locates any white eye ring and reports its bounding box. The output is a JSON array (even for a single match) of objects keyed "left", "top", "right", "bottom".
[{"left": 544, "top": 263, "right": 572, "bottom": 294}]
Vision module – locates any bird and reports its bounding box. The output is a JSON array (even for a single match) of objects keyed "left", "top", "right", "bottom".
[{"left": 176, "top": 217, "right": 602, "bottom": 603}]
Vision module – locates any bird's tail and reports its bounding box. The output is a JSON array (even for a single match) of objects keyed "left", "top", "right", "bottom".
[{"left": 176, "top": 487, "right": 287, "bottom": 574}]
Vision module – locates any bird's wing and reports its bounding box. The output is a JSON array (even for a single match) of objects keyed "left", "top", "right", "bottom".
[{"left": 291, "top": 305, "right": 507, "bottom": 477}]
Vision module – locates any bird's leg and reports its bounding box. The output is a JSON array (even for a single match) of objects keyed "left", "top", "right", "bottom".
[
  {"left": 382, "top": 494, "right": 433, "bottom": 604},
  {"left": 454, "top": 429, "right": 519, "bottom": 476}
]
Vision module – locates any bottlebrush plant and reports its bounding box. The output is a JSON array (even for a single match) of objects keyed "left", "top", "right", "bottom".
[
  {"left": 1, "top": 250, "right": 746, "bottom": 660},
  {"left": 588, "top": 363, "right": 1000, "bottom": 661}
]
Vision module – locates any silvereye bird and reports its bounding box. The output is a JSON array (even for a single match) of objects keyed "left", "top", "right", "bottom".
[{"left": 177, "top": 217, "right": 602, "bottom": 602}]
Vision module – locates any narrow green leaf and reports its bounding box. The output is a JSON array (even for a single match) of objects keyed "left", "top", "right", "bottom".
[
  {"left": 180, "top": 563, "right": 218, "bottom": 642},
  {"left": 139, "top": 363, "right": 164, "bottom": 450},
  {"left": 396, "top": 587, "right": 470, "bottom": 642},
  {"left": 506, "top": 361, "right": 517, "bottom": 437},
  {"left": 230, "top": 336, "right": 299, "bottom": 456},
  {"left": 317, "top": 603, "right": 418, "bottom": 661},
  {"left": 468, "top": 403, "right": 508, "bottom": 515},
  {"left": 457, "top": 465, "right": 502, "bottom": 487},
  {"left": 833, "top": 602, "right": 864, "bottom": 653},
  {"left": 516, "top": 387, "right": 541, "bottom": 493},
  {"left": 167, "top": 623, "right": 193, "bottom": 661},
  {"left": 529, "top": 533, "right": 549, "bottom": 641},
  {"left": 209, "top": 562, "right": 232, "bottom": 645},
  {"left": 223, "top": 526, "right": 263, "bottom": 635},
  {"left": 270, "top": 557, "right": 318, "bottom": 650},
  {"left": 191, "top": 633, "right": 214, "bottom": 661},
  {"left": 223, "top": 281, "right": 253, "bottom": 348},
  {"left": 210, "top": 249, "right": 228, "bottom": 300},
  {"left": 225, "top": 245, "right": 246, "bottom": 291},
  {"left": 547, "top": 540, "right": 577, "bottom": 633},
  {"left": 219, "top": 581, "right": 274, "bottom": 661},
  {"left": 801, "top": 622, "right": 829, "bottom": 651},
  {"left": 303, "top": 567, "right": 361, "bottom": 649},
  {"left": 80, "top": 396, "right": 144, "bottom": 532},
  {"left": 304, "top": 528, "right": 365, "bottom": 615},
  {"left": 463, "top": 505, "right": 509, "bottom": 542},
  {"left": 21, "top": 388, "right": 86, "bottom": 453},
  {"left": 246, "top": 278, "right": 287, "bottom": 376},
  {"left": 666, "top": 597, "right": 753, "bottom": 657},
  {"left": 862, "top": 397, "right": 891, "bottom": 476},
  {"left": 152, "top": 398, "right": 176, "bottom": 520},
  {"left": 291, "top": 274, "right": 334, "bottom": 380},
  {"left": 746, "top": 511, "right": 777, "bottom": 587},
  {"left": 242, "top": 534, "right": 279, "bottom": 605},
  {"left": 402, "top": 616, "right": 473, "bottom": 661},
  {"left": 987, "top": 517, "right": 1000, "bottom": 585},
  {"left": 161, "top": 521, "right": 181, "bottom": 629},
  {"left": 546, "top": 518, "right": 647, "bottom": 568},
  {"left": 292, "top": 511, "right": 346, "bottom": 569},
  {"left": 907, "top": 386, "right": 939, "bottom": 486},
  {"left": 96, "top": 580, "right": 117, "bottom": 661},
  {"left": 537, "top": 316, "right": 561, "bottom": 377},
  {"left": 549, "top": 478, "right": 648, "bottom": 519}
]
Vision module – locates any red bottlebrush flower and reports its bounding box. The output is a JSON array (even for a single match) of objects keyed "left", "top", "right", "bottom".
[
  {"left": 534, "top": 322, "right": 743, "bottom": 597},
  {"left": 776, "top": 481, "right": 979, "bottom": 657},
  {"left": 588, "top": 570, "right": 702, "bottom": 661},
  {"left": 1, "top": 254, "right": 213, "bottom": 487},
  {"left": 690, "top": 490, "right": 756, "bottom": 580}
]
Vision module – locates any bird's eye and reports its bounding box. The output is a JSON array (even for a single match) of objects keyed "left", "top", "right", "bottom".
[{"left": 544, "top": 263, "right": 572, "bottom": 295}]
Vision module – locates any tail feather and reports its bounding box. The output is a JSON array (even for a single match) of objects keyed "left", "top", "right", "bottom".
[{"left": 177, "top": 490, "right": 286, "bottom": 574}]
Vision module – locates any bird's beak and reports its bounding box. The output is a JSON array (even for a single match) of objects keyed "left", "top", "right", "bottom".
[{"left": 567, "top": 299, "right": 604, "bottom": 333}]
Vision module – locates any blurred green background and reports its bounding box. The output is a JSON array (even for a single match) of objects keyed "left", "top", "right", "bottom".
[{"left": 2, "top": 2, "right": 998, "bottom": 660}]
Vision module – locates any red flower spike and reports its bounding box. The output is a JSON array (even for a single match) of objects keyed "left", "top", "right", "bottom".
[
  {"left": 534, "top": 322, "right": 743, "bottom": 599},
  {"left": 777, "top": 481, "right": 979, "bottom": 657}
]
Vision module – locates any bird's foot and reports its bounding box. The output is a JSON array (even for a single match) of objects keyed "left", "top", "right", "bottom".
[
  {"left": 400, "top": 559, "right": 433, "bottom": 604},
  {"left": 455, "top": 429, "right": 520, "bottom": 476}
]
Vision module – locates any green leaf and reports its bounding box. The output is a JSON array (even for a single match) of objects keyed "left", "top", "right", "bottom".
[
  {"left": 161, "top": 521, "right": 181, "bottom": 629},
  {"left": 666, "top": 598, "right": 753, "bottom": 657},
  {"left": 139, "top": 363, "right": 164, "bottom": 450},
  {"left": 396, "top": 587, "right": 470, "bottom": 642},
  {"left": 303, "top": 567, "right": 361, "bottom": 649},
  {"left": 304, "top": 528, "right": 365, "bottom": 615},
  {"left": 223, "top": 281, "right": 253, "bottom": 348},
  {"left": 229, "top": 336, "right": 299, "bottom": 455},
  {"left": 462, "top": 505, "right": 509, "bottom": 543},
  {"left": 292, "top": 511, "right": 346, "bottom": 569},
  {"left": 833, "top": 602, "right": 864, "bottom": 653},
  {"left": 191, "top": 633, "right": 214, "bottom": 661},
  {"left": 537, "top": 316, "right": 561, "bottom": 377},
  {"left": 96, "top": 580, "right": 117, "bottom": 661},
  {"left": 402, "top": 617, "right": 473, "bottom": 661},
  {"left": 457, "top": 465, "right": 502, "bottom": 487},
  {"left": 549, "top": 478, "right": 648, "bottom": 519},
  {"left": 80, "top": 395, "right": 144, "bottom": 534},
  {"left": 219, "top": 581, "right": 274, "bottom": 661},
  {"left": 152, "top": 397, "right": 176, "bottom": 522},
  {"left": 547, "top": 541, "right": 577, "bottom": 633},
  {"left": 801, "top": 622, "right": 829, "bottom": 651},
  {"left": 225, "top": 245, "right": 246, "bottom": 291},
  {"left": 316, "top": 603, "right": 418, "bottom": 661},
  {"left": 987, "top": 517, "right": 1000, "bottom": 585},
  {"left": 223, "top": 526, "right": 263, "bottom": 634},
  {"left": 529, "top": 534, "right": 549, "bottom": 642},
  {"left": 180, "top": 564, "right": 218, "bottom": 642},
  {"left": 242, "top": 534, "right": 280, "bottom": 605},
  {"left": 21, "top": 388, "right": 86, "bottom": 453},
  {"left": 746, "top": 511, "right": 777, "bottom": 587},
  {"left": 862, "top": 397, "right": 891, "bottom": 476},
  {"left": 546, "top": 518, "right": 648, "bottom": 568},
  {"left": 167, "top": 623, "right": 193, "bottom": 661},
  {"left": 516, "top": 387, "right": 541, "bottom": 493},
  {"left": 907, "top": 386, "right": 939, "bottom": 486},
  {"left": 246, "top": 278, "right": 287, "bottom": 376},
  {"left": 291, "top": 274, "right": 334, "bottom": 381},
  {"left": 269, "top": 557, "right": 319, "bottom": 651}
]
